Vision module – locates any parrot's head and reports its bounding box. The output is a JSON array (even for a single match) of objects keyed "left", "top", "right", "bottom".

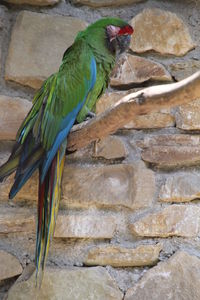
[
  {"left": 77, "top": 17, "right": 134, "bottom": 55},
  {"left": 105, "top": 20, "right": 134, "bottom": 54}
]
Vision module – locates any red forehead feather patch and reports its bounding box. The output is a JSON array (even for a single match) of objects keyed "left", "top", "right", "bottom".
[
  {"left": 118, "top": 25, "right": 134, "bottom": 35},
  {"left": 107, "top": 24, "right": 134, "bottom": 41}
]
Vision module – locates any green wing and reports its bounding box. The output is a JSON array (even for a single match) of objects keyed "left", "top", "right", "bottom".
[
  {"left": 14, "top": 38, "right": 97, "bottom": 183},
  {"left": 17, "top": 38, "right": 96, "bottom": 151},
  {"left": 76, "top": 63, "right": 108, "bottom": 123}
]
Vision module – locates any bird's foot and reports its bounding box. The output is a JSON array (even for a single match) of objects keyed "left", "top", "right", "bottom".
[{"left": 86, "top": 111, "right": 96, "bottom": 119}]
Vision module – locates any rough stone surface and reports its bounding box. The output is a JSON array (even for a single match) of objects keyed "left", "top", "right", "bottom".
[
  {"left": 125, "top": 251, "right": 200, "bottom": 300},
  {"left": 175, "top": 99, "right": 200, "bottom": 130},
  {"left": 0, "top": 206, "right": 115, "bottom": 239},
  {"left": 130, "top": 205, "right": 200, "bottom": 238},
  {"left": 5, "top": 11, "right": 87, "bottom": 89},
  {"left": 1, "top": 162, "right": 155, "bottom": 210},
  {"left": 0, "top": 142, "right": 14, "bottom": 166},
  {"left": 55, "top": 214, "right": 116, "bottom": 239},
  {"left": 71, "top": 0, "right": 144, "bottom": 7},
  {"left": 4, "top": 0, "right": 59, "bottom": 5},
  {"left": 110, "top": 54, "right": 172, "bottom": 87},
  {"left": 138, "top": 134, "right": 200, "bottom": 168},
  {"left": 0, "top": 95, "right": 31, "bottom": 140},
  {"left": 0, "top": 48, "right": 1, "bottom": 77},
  {"left": 62, "top": 162, "right": 155, "bottom": 210},
  {"left": 84, "top": 244, "right": 162, "bottom": 267},
  {"left": 92, "top": 135, "right": 127, "bottom": 160},
  {"left": 124, "top": 109, "right": 175, "bottom": 129},
  {"left": 0, "top": 173, "right": 38, "bottom": 203},
  {"left": 0, "top": 250, "right": 22, "bottom": 281},
  {"left": 169, "top": 60, "right": 200, "bottom": 81},
  {"left": 130, "top": 8, "right": 195, "bottom": 56},
  {"left": 0, "top": 207, "right": 35, "bottom": 234},
  {"left": 7, "top": 267, "right": 123, "bottom": 300},
  {"left": 159, "top": 173, "right": 200, "bottom": 202},
  {"left": 97, "top": 91, "right": 174, "bottom": 129},
  {"left": 0, "top": 7, "right": 5, "bottom": 30}
]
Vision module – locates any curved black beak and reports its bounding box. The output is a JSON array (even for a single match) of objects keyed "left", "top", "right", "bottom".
[{"left": 116, "top": 34, "right": 132, "bottom": 54}]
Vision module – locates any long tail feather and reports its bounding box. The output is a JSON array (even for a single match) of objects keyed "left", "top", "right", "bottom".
[
  {"left": 35, "top": 142, "right": 66, "bottom": 285},
  {"left": 0, "top": 142, "right": 23, "bottom": 182},
  {"left": 9, "top": 147, "right": 44, "bottom": 199},
  {"left": 0, "top": 156, "right": 20, "bottom": 182}
]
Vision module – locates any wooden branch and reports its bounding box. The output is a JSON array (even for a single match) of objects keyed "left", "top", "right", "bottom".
[
  {"left": 67, "top": 71, "right": 200, "bottom": 151},
  {"left": 1, "top": 72, "right": 200, "bottom": 150}
]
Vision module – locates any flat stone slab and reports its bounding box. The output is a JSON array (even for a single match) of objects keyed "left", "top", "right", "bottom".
[
  {"left": 5, "top": 11, "right": 87, "bottom": 89},
  {"left": 169, "top": 60, "right": 200, "bottom": 81},
  {"left": 130, "top": 8, "right": 195, "bottom": 56},
  {"left": 84, "top": 244, "right": 162, "bottom": 267},
  {"left": 0, "top": 95, "right": 31, "bottom": 140},
  {"left": 92, "top": 136, "right": 127, "bottom": 160},
  {"left": 138, "top": 134, "right": 200, "bottom": 168},
  {"left": 159, "top": 173, "right": 200, "bottom": 202},
  {"left": 71, "top": 0, "right": 145, "bottom": 7},
  {"left": 0, "top": 206, "right": 116, "bottom": 239},
  {"left": 110, "top": 54, "right": 172, "bottom": 87},
  {"left": 175, "top": 99, "right": 200, "bottom": 130},
  {"left": 130, "top": 205, "right": 200, "bottom": 238},
  {"left": 0, "top": 250, "right": 22, "bottom": 281},
  {"left": 0, "top": 207, "right": 35, "bottom": 234},
  {"left": 7, "top": 267, "right": 123, "bottom": 300},
  {"left": 62, "top": 162, "right": 155, "bottom": 210},
  {"left": 55, "top": 214, "right": 116, "bottom": 239},
  {"left": 4, "top": 0, "right": 59, "bottom": 5},
  {"left": 125, "top": 251, "right": 200, "bottom": 300}
]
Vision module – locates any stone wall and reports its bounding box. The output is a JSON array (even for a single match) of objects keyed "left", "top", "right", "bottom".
[{"left": 0, "top": 0, "right": 200, "bottom": 299}]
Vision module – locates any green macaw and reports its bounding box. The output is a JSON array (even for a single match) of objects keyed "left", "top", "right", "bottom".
[{"left": 0, "top": 17, "right": 133, "bottom": 282}]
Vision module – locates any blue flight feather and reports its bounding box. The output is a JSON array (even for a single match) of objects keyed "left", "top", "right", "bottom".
[
  {"left": 9, "top": 160, "right": 41, "bottom": 199},
  {"left": 41, "top": 57, "right": 97, "bottom": 182}
]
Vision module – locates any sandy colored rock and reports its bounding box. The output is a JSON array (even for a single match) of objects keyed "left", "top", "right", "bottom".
[
  {"left": 0, "top": 250, "right": 22, "bottom": 281},
  {"left": 0, "top": 205, "right": 115, "bottom": 239},
  {"left": 125, "top": 251, "right": 200, "bottom": 300},
  {"left": 4, "top": 0, "right": 59, "bottom": 5},
  {"left": 62, "top": 161, "right": 155, "bottom": 210},
  {"left": 0, "top": 48, "right": 1, "bottom": 76},
  {"left": 130, "top": 8, "right": 195, "bottom": 56},
  {"left": 138, "top": 134, "right": 200, "bottom": 148},
  {"left": 175, "top": 99, "right": 200, "bottom": 130},
  {"left": 1, "top": 162, "right": 155, "bottom": 210},
  {"left": 130, "top": 205, "right": 200, "bottom": 238},
  {"left": 169, "top": 60, "right": 200, "bottom": 81},
  {"left": 131, "top": 161, "right": 155, "bottom": 210},
  {"left": 84, "top": 244, "right": 162, "bottom": 267},
  {"left": 0, "top": 95, "right": 32, "bottom": 140},
  {"left": 0, "top": 173, "right": 38, "bottom": 204},
  {"left": 5, "top": 11, "right": 87, "bottom": 89},
  {"left": 159, "top": 173, "right": 200, "bottom": 202},
  {"left": 55, "top": 215, "right": 116, "bottom": 239},
  {"left": 124, "top": 110, "right": 175, "bottom": 129},
  {"left": 0, "top": 142, "right": 14, "bottom": 165},
  {"left": 138, "top": 134, "right": 200, "bottom": 168},
  {"left": 92, "top": 135, "right": 127, "bottom": 160},
  {"left": 72, "top": 0, "right": 144, "bottom": 7},
  {"left": 97, "top": 91, "right": 174, "bottom": 129},
  {"left": 110, "top": 54, "right": 172, "bottom": 86},
  {"left": 7, "top": 267, "right": 123, "bottom": 300},
  {"left": 0, "top": 207, "right": 35, "bottom": 234}
]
